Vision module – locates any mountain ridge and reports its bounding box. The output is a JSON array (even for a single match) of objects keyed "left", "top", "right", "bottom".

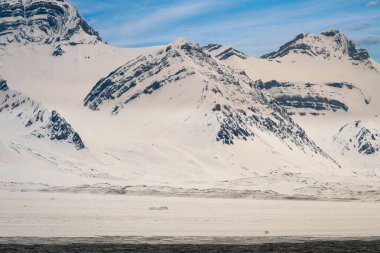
[
  {"left": 260, "top": 29, "right": 376, "bottom": 71},
  {"left": 83, "top": 39, "right": 337, "bottom": 167}
]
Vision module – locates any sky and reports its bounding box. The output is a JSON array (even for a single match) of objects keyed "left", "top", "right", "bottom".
[{"left": 70, "top": 0, "right": 380, "bottom": 61}]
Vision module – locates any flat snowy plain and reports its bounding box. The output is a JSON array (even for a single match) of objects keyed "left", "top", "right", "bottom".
[{"left": 1, "top": 191, "right": 379, "bottom": 238}]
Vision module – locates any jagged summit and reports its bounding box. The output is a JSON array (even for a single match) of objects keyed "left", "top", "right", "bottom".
[
  {"left": 0, "top": 0, "right": 103, "bottom": 54},
  {"left": 261, "top": 29, "right": 374, "bottom": 68}
]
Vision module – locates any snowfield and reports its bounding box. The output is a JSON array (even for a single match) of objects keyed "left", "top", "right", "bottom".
[{"left": 1, "top": 191, "right": 379, "bottom": 237}]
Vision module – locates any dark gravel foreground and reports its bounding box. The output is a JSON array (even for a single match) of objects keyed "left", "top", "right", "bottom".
[{"left": 1, "top": 240, "right": 380, "bottom": 253}]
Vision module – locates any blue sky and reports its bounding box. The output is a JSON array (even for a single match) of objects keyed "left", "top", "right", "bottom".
[{"left": 71, "top": 0, "right": 380, "bottom": 61}]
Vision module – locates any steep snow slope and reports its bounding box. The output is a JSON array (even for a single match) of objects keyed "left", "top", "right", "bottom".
[
  {"left": 0, "top": 78, "right": 84, "bottom": 149},
  {"left": 0, "top": 77, "right": 109, "bottom": 185},
  {"left": 0, "top": 0, "right": 102, "bottom": 55}
]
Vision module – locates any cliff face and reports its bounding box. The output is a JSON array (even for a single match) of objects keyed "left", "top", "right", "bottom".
[{"left": 0, "top": 0, "right": 102, "bottom": 54}]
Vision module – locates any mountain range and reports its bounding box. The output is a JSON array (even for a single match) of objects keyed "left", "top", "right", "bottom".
[{"left": 0, "top": 0, "right": 379, "bottom": 200}]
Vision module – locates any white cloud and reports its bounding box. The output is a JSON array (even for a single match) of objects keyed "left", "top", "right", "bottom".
[
  {"left": 116, "top": 0, "right": 224, "bottom": 36},
  {"left": 367, "top": 1, "right": 380, "bottom": 7}
]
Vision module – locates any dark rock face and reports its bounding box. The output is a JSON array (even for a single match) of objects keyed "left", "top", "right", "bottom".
[
  {"left": 0, "top": 79, "right": 8, "bottom": 91},
  {"left": 52, "top": 45, "right": 64, "bottom": 56},
  {"left": 202, "top": 43, "right": 222, "bottom": 52},
  {"left": 215, "top": 47, "right": 247, "bottom": 60},
  {"left": 0, "top": 84, "right": 85, "bottom": 150},
  {"left": 257, "top": 80, "right": 292, "bottom": 89},
  {"left": 347, "top": 41, "right": 370, "bottom": 61},
  {"left": 216, "top": 105, "right": 253, "bottom": 145},
  {"left": 47, "top": 110, "right": 85, "bottom": 149},
  {"left": 325, "top": 82, "right": 354, "bottom": 89},
  {"left": 212, "top": 104, "right": 221, "bottom": 111},
  {"left": 334, "top": 120, "right": 380, "bottom": 156},
  {"left": 355, "top": 127, "right": 378, "bottom": 155},
  {"left": 321, "top": 29, "right": 340, "bottom": 37},
  {"left": 261, "top": 34, "right": 311, "bottom": 59},
  {"left": 84, "top": 40, "right": 334, "bottom": 164},
  {"left": 203, "top": 44, "right": 248, "bottom": 60},
  {"left": 275, "top": 95, "right": 348, "bottom": 112},
  {"left": 0, "top": 0, "right": 102, "bottom": 52},
  {"left": 258, "top": 80, "right": 350, "bottom": 112}
]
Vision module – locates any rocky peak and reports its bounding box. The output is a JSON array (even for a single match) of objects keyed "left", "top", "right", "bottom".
[
  {"left": 320, "top": 29, "right": 370, "bottom": 61},
  {"left": 170, "top": 37, "right": 189, "bottom": 48},
  {"left": 0, "top": 0, "right": 103, "bottom": 54},
  {"left": 261, "top": 29, "right": 373, "bottom": 69}
]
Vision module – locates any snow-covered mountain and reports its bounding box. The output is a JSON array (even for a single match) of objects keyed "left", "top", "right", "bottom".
[
  {"left": 214, "top": 29, "right": 380, "bottom": 171},
  {"left": 0, "top": 78, "right": 85, "bottom": 149},
  {"left": 0, "top": 0, "right": 102, "bottom": 55},
  {"left": 78, "top": 38, "right": 340, "bottom": 184},
  {"left": 261, "top": 29, "right": 376, "bottom": 71},
  {"left": 0, "top": 0, "right": 379, "bottom": 200},
  {"left": 84, "top": 38, "right": 333, "bottom": 160}
]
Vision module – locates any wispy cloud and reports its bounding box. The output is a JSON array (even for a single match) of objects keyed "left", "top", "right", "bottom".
[
  {"left": 367, "top": 1, "right": 380, "bottom": 7},
  {"left": 349, "top": 23, "right": 371, "bottom": 31},
  {"left": 118, "top": 0, "right": 222, "bottom": 36},
  {"left": 87, "top": 0, "right": 233, "bottom": 46},
  {"left": 357, "top": 36, "right": 380, "bottom": 46}
]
